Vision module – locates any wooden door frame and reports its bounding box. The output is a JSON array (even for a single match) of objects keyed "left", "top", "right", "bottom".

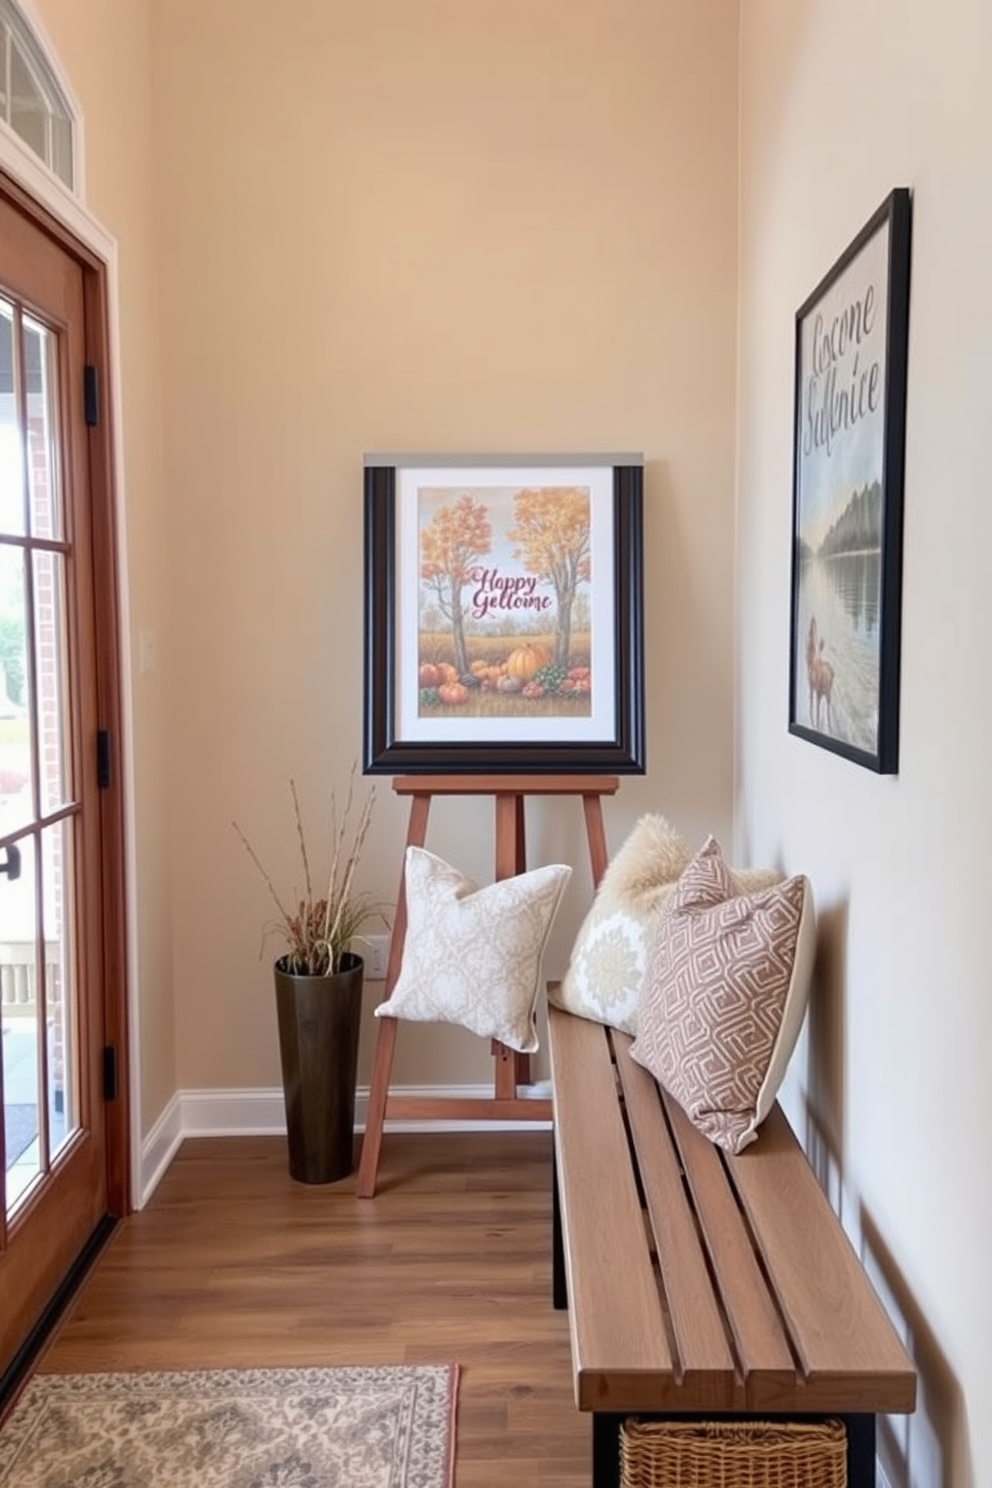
[{"left": 0, "top": 155, "right": 132, "bottom": 1217}]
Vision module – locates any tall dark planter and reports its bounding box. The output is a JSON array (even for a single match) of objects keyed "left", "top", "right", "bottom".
[{"left": 274, "top": 951, "right": 364, "bottom": 1184}]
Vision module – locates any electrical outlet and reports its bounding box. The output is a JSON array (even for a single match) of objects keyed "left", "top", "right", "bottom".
[{"left": 365, "top": 934, "right": 390, "bottom": 980}]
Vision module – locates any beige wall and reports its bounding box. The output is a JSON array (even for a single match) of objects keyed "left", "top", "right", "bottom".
[
  {"left": 14, "top": 0, "right": 991, "bottom": 1478},
  {"left": 147, "top": 0, "right": 740, "bottom": 1091},
  {"left": 737, "top": 4, "right": 991, "bottom": 1485},
  {"left": 31, "top": 0, "right": 176, "bottom": 1134}
]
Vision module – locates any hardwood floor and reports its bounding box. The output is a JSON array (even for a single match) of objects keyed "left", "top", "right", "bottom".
[{"left": 37, "top": 1131, "right": 590, "bottom": 1485}]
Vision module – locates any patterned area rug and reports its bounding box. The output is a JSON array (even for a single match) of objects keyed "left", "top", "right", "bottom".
[{"left": 0, "top": 1364, "right": 458, "bottom": 1487}]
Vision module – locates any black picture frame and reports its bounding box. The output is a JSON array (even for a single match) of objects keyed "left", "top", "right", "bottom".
[
  {"left": 789, "top": 188, "right": 912, "bottom": 773},
  {"left": 363, "top": 453, "right": 645, "bottom": 775}
]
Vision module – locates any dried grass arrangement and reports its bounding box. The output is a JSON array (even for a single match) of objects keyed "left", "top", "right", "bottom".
[{"left": 234, "top": 766, "right": 387, "bottom": 976}]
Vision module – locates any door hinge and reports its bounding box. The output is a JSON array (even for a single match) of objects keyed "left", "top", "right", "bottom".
[
  {"left": 102, "top": 1045, "right": 118, "bottom": 1101},
  {"left": 84, "top": 364, "right": 99, "bottom": 426},
  {"left": 97, "top": 728, "right": 112, "bottom": 789}
]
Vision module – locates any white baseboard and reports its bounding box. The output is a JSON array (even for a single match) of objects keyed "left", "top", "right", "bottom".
[
  {"left": 138, "top": 1082, "right": 552, "bottom": 1207},
  {"left": 138, "top": 1091, "right": 183, "bottom": 1207},
  {"left": 179, "top": 1086, "right": 288, "bottom": 1138}
]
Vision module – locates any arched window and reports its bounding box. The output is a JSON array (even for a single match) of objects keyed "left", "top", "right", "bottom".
[{"left": 0, "top": 0, "right": 74, "bottom": 189}]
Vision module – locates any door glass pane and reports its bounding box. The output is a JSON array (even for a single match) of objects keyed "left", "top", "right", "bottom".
[
  {"left": 1, "top": 829, "right": 39, "bottom": 1211},
  {"left": 0, "top": 300, "right": 26, "bottom": 538},
  {"left": 23, "top": 315, "right": 62, "bottom": 541},
  {"left": 41, "top": 819, "right": 74, "bottom": 1150},
  {"left": 0, "top": 544, "right": 33, "bottom": 835},
  {"left": 33, "top": 549, "right": 68, "bottom": 814}
]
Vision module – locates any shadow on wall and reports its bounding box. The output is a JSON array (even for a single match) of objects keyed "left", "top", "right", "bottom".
[
  {"left": 802, "top": 901, "right": 968, "bottom": 1488},
  {"left": 862, "top": 1208, "right": 969, "bottom": 1488},
  {"left": 807, "top": 1101, "right": 964, "bottom": 1488},
  {"left": 860, "top": 1208, "right": 969, "bottom": 1488},
  {"left": 804, "top": 899, "right": 847, "bottom": 1167}
]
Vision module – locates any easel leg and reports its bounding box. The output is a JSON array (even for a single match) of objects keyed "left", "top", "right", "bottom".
[
  {"left": 583, "top": 793, "right": 609, "bottom": 888},
  {"left": 356, "top": 1015, "right": 397, "bottom": 1198},
  {"left": 493, "top": 1041, "right": 517, "bottom": 1099},
  {"left": 493, "top": 792, "right": 523, "bottom": 879},
  {"left": 512, "top": 795, "right": 530, "bottom": 1084},
  {"left": 357, "top": 776, "right": 618, "bottom": 1197},
  {"left": 493, "top": 792, "right": 529, "bottom": 1093},
  {"left": 355, "top": 791, "right": 433, "bottom": 1199}
]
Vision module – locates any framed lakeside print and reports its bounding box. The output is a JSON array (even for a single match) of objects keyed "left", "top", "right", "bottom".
[
  {"left": 789, "top": 188, "right": 912, "bottom": 774},
  {"left": 363, "top": 453, "right": 645, "bottom": 774}
]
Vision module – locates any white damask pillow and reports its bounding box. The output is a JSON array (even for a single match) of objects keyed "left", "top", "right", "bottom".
[
  {"left": 549, "top": 814, "right": 781, "bottom": 1035},
  {"left": 375, "top": 847, "right": 572, "bottom": 1053}
]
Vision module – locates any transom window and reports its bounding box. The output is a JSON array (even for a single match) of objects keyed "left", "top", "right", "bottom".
[{"left": 0, "top": 0, "right": 73, "bottom": 189}]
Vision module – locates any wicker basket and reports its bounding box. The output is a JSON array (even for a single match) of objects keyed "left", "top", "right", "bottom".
[{"left": 619, "top": 1418, "right": 847, "bottom": 1488}]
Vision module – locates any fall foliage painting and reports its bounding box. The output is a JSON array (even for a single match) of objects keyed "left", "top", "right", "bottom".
[
  {"left": 363, "top": 453, "right": 644, "bottom": 773},
  {"left": 416, "top": 482, "right": 594, "bottom": 719}
]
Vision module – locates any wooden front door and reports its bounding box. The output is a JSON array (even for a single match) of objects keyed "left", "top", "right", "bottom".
[{"left": 0, "top": 179, "right": 127, "bottom": 1384}]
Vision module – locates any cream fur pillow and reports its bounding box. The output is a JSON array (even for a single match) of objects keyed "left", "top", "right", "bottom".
[
  {"left": 376, "top": 847, "right": 571, "bottom": 1053},
  {"left": 549, "top": 815, "right": 781, "bottom": 1035}
]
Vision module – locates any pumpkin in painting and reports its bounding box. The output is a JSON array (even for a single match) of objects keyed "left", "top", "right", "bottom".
[
  {"left": 505, "top": 643, "right": 552, "bottom": 681},
  {"left": 437, "top": 681, "right": 469, "bottom": 705}
]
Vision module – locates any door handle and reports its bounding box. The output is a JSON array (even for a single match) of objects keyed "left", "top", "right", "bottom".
[{"left": 0, "top": 842, "right": 22, "bottom": 881}]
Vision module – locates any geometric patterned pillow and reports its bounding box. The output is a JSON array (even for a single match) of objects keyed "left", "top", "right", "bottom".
[
  {"left": 549, "top": 815, "right": 783, "bottom": 1037},
  {"left": 375, "top": 847, "right": 571, "bottom": 1054},
  {"left": 629, "top": 836, "right": 815, "bottom": 1153}
]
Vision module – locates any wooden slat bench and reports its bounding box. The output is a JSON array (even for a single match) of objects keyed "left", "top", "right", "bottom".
[{"left": 547, "top": 999, "right": 916, "bottom": 1488}]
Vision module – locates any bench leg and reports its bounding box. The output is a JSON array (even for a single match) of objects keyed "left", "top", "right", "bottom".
[
  {"left": 552, "top": 1143, "right": 567, "bottom": 1310},
  {"left": 591, "top": 1413, "right": 622, "bottom": 1488},
  {"left": 845, "top": 1413, "right": 876, "bottom": 1488}
]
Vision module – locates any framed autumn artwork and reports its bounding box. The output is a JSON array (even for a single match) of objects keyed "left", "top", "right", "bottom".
[{"left": 362, "top": 453, "right": 645, "bottom": 774}]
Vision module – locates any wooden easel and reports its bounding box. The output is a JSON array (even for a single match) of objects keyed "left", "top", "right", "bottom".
[{"left": 356, "top": 774, "right": 618, "bottom": 1197}]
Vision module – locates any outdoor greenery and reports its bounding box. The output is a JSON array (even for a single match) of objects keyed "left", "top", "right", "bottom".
[{"left": 0, "top": 614, "right": 25, "bottom": 705}]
